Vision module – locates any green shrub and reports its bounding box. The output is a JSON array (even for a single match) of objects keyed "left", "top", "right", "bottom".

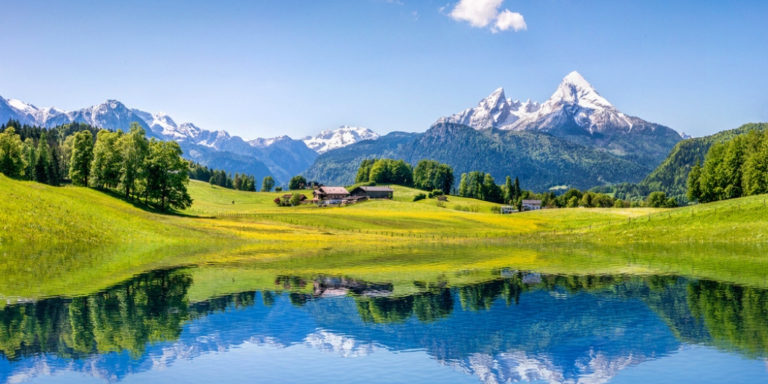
[{"left": 413, "top": 193, "right": 426, "bottom": 202}]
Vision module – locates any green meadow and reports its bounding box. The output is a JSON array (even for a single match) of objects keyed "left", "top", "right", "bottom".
[{"left": 2, "top": 175, "right": 767, "bottom": 302}]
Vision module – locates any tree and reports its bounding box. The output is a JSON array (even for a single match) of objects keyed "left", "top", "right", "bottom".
[
  {"left": 355, "top": 159, "right": 375, "bottom": 183},
  {"left": 119, "top": 123, "right": 149, "bottom": 199},
  {"left": 262, "top": 176, "right": 275, "bottom": 192},
  {"left": 369, "top": 160, "right": 392, "bottom": 184},
  {"left": 390, "top": 160, "right": 413, "bottom": 186},
  {"left": 513, "top": 177, "right": 521, "bottom": 202},
  {"left": 69, "top": 130, "right": 94, "bottom": 186},
  {"left": 90, "top": 130, "right": 123, "bottom": 189},
  {"left": 145, "top": 140, "right": 192, "bottom": 210},
  {"left": 742, "top": 131, "right": 768, "bottom": 195},
  {"left": 481, "top": 173, "right": 503, "bottom": 203},
  {"left": 288, "top": 175, "right": 307, "bottom": 190},
  {"left": 0, "top": 127, "right": 25, "bottom": 178},
  {"left": 22, "top": 137, "right": 36, "bottom": 179},
  {"left": 646, "top": 191, "right": 668, "bottom": 208},
  {"left": 413, "top": 160, "right": 453, "bottom": 193},
  {"left": 34, "top": 132, "right": 52, "bottom": 184},
  {"left": 687, "top": 162, "right": 702, "bottom": 202},
  {"left": 503, "top": 176, "right": 513, "bottom": 204}
]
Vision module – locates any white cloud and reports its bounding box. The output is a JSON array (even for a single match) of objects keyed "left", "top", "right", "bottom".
[
  {"left": 493, "top": 9, "right": 526, "bottom": 32},
  {"left": 450, "top": 0, "right": 503, "bottom": 27},
  {"left": 448, "top": 0, "right": 526, "bottom": 32}
]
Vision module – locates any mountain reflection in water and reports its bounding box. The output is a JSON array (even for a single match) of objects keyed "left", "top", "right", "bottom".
[{"left": 1, "top": 269, "right": 767, "bottom": 383}]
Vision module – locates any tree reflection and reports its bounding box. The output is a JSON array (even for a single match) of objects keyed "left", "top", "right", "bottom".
[
  {"left": 0, "top": 269, "right": 191, "bottom": 360},
  {"left": 688, "top": 280, "right": 768, "bottom": 357}
]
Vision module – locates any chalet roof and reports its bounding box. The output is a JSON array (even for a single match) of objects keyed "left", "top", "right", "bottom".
[
  {"left": 357, "top": 186, "right": 394, "bottom": 192},
  {"left": 522, "top": 199, "right": 542, "bottom": 205},
  {"left": 317, "top": 186, "right": 349, "bottom": 195}
]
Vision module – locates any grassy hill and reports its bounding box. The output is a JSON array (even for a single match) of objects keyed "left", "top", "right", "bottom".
[{"left": 2, "top": 177, "right": 768, "bottom": 300}]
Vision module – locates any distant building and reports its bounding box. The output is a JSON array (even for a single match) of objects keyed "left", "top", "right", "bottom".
[
  {"left": 521, "top": 199, "right": 542, "bottom": 211},
  {"left": 500, "top": 205, "right": 517, "bottom": 214},
  {"left": 313, "top": 186, "right": 350, "bottom": 203},
  {"left": 349, "top": 186, "right": 394, "bottom": 199}
]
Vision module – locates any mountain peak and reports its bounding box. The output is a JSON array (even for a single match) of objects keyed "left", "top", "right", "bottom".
[
  {"left": 561, "top": 71, "right": 589, "bottom": 87},
  {"left": 480, "top": 87, "right": 506, "bottom": 109},
  {"left": 550, "top": 71, "right": 612, "bottom": 109}
]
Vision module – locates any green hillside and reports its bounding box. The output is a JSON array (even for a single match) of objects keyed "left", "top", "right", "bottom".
[{"left": 641, "top": 123, "right": 768, "bottom": 201}]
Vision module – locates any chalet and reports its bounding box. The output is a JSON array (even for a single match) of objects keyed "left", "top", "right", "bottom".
[
  {"left": 313, "top": 186, "right": 349, "bottom": 203},
  {"left": 349, "top": 186, "right": 394, "bottom": 199},
  {"left": 521, "top": 199, "right": 542, "bottom": 211},
  {"left": 500, "top": 205, "right": 517, "bottom": 214}
]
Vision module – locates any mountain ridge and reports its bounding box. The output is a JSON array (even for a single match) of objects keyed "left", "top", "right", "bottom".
[{"left": 0, "top": 95, "right": 378, "bottom": 184}]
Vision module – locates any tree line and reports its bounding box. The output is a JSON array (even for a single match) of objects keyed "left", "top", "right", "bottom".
[
  {"left": 189, "top": 162, "right": 260, "bottom": 192},
  {"left": 0, "top": 120, "right": 191, "bottom": 210},
  {"left": 688, "top": 129, "right": 768, "bottom": 203}
]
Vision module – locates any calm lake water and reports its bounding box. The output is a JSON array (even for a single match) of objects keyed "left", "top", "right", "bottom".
[{"left": 1, "top": 269, "right": 767, "bottom": 383}]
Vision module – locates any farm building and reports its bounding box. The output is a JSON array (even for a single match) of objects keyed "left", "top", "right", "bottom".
[
  {"left": 500, "top": 205, "right": 517, "bottom": 214},
  {"left": 313, "top": 186, "right": 350, "bottom": 203},
  {"left": 349, "top": 186, "right": 394, "bottom": 199},
  {"left": 522, "top": 199, "right": 542, "bottom": 211}
]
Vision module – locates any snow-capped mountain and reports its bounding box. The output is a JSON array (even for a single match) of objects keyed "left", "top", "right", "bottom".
[
  {"left": 436, "top": 71, "right": 683, "bottom": 165},
  {"left": 438, "top": 71, "right": 674, "bottom": 136},
  {"left": 303, "top": 125, "right": 380, "bottom": 154},
  {"left": 0, "top": 97, "right": 151, "bottom": 132},
  {"left": 0, "top": 95, "right": 380, "bottom": 183}
]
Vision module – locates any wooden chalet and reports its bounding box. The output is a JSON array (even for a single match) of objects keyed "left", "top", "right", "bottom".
[
  {"left": 313, "top": 186, "right": 350, "bottom": 203},
  {"left": 349, "top": 186, "right": 394, "bottom": 199}
]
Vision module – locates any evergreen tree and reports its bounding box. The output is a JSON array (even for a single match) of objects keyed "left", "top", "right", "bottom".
[
  {"left": 69, "top": 130, "right": 94, "bottom": 186},
  {"left": 48, "top": 144, "right": 62, "bottom": 185},
  {"left": 34, "top": 133, "right": 52, "bottom": 184},
  {"left": 513, "top": 177, "right": 521, "bottom": 202}
]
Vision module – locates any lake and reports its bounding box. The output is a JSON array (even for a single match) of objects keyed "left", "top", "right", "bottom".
[{"left": 1, "top": 267, "right": 766, "bottom": 383}]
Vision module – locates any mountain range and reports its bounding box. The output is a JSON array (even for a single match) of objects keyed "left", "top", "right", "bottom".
[
  {"left": 2, "top": 71, "right": 684, "bottom": 190},
  {"left": 305, "top": 72, "right": 683, "bottom": 190},
  {"left": 0, "top": 96, "right": 378, "bottom": 183}
]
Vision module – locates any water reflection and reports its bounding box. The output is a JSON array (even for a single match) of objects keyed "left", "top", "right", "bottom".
[{"left": 1, "top": 270, "right": 767, "bottom": 383}]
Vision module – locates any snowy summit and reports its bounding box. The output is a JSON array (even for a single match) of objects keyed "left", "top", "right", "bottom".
[{"left": 303, "top": 126, "right": 380, "bottom": 154}]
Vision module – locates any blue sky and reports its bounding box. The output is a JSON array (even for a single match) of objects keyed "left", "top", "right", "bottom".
[{"left": 1, "top": 0, "right": 766, "bottom": 139}]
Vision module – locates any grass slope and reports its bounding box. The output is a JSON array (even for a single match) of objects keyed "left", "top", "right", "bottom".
[{"left": 2, "top": 177, "right": 768, "bottom": 300}]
